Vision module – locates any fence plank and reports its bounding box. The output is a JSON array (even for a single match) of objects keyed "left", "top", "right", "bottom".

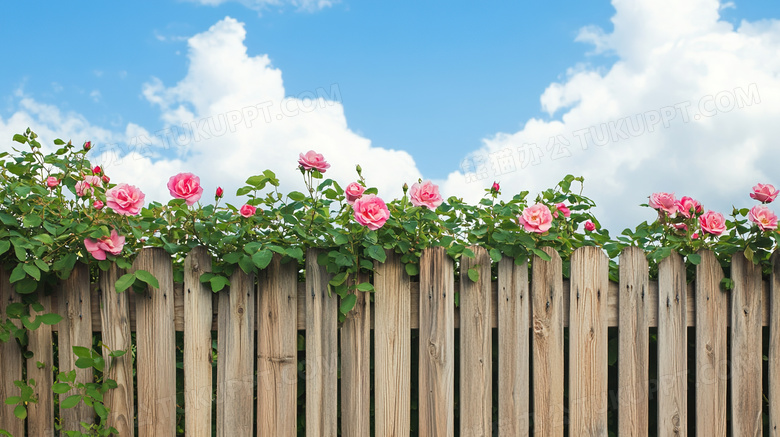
[
  {"left": 0, "top": 269, "right": 24, "bottom": 437},
  {"left": 98, "top": 265, "right": 134, "bottom": 437},
  {"left": 618, "top": 246, "right": 649, "bottom": 436},
  {"left": 134, "top": 248, "right": 177, "bottom": 436},
  {"left": 375, "top": 250, "right": 411, "bottom": 436},
  {"left": 217, "top": 268, "right": 255, "bottom": 437},
  {"left": 419, "top": 247, "right": 455, "bottom": 436},
  {"left": 27, "top": 289, "right": 54, "bottom": 437},
  {"left": 770, "top": 252, "right": 780, "bottom": 436},
  {"left": 730, "top": 252, "right": 763, "bottom": 435},
  {"left": 657, "top": 251, "right": 687, "bottom": 436},
  {"left": 183, "top": 247, "right": 213, "bottom": 437},
  {"left": 695, "top": 250, "right": 727, "bottom": 437},
  {"left": 305, "top": 249, "right": 338, "bottom": 437},
  {"left": 498, "top": 256, "right": 529, "bottom": 436},
  {"left": 258, "top": 255, "right": 298, "bottom": 436},
  {"left": 569, "top": 246, "right": 609, "bottom": 436},
  {"left": 340, "top": 271, "right": 371, "bottom": 437},
  {"left": 459, "top": 246, "right": 492, "bottom": 436},
  {"left": 57, "top": 262, "right": 94, "bottom": 432},
  {"left": 532, "top": 247, "right": 564, "bottom": 436}
]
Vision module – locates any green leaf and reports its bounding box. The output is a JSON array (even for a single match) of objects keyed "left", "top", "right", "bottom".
[
  {"left": 75, "top": 357, "right": 93, "bottom": 369},
  {"left": 4, "top": 396, "right": 21, "bottom": 405},
  {"left": 236, "top": 186, "right": 253, "bottom": 196},
  {"left": 720, "top": 278, "right": 735, "bottom": 291},
  {"left": 22, "top": 215, "right": 42, "bottom": 228},
  {"left": 467, "top": 266, "right": 480, "bottom": 283},
  {"left": 73, "top": 346, "right": 92, "bottom": 359},
  {"left": 22, "top": 264, "right": 40, "bottom": 281},
  {"left": 252, "top": 250, "right": 273, "bottom": 270},
  {"left": 238, "top": 255, "right": 254, "bottom": 274},
  {"left": 94, "top": 401, "right": 108, "bottom": 420},
  {"left": 329, "top": 272, "right": 348, "bottom": 286},
  {"left": 687, "top": 253, "right": 701, "bottom": 265},
  {"left": 12, "top": 134, "right": 27, "bottom": 144},
  {"left": 285, "top": 247, "right": 304, "bottom": 261},
  {"left": 489, "top": 248, "right": 502, "bottom": 263},
  {"left": 287, "top": 191, "right": 307, "bottom": 201},
  {"left": 744, "top": 246, "right": 754, "bottom": 263},
  {"left": 135, "top": 270, "right": 159, "bottom": 289},
  {"left": 367, "top": 245, "right": 386, "bottom": 263},
  {"left": 9, "top": 264, "right": 26, "bottom": 283},
  {"left": 209, "top": 276, "right": 231, "bottom": 292},
  {"left": 115, "top": 273, "right": 136, "bottom": 293},
  {"left": 52, "top": 382, "right": 72, "bottom": 394},
  {"left": 52, "top": 253, "right": 77, "bottom": 276},
  {"left": 13, "top": 404, "right": 26, "bottom": 420},
  {"left": 53, "top": 138, "right": 66, "bottom": 145},
  {"left": 37, "top": 313, "right": 63, "bottom": 325},
  {"left": 355, "top": 282, "right": 374, "bottom": 292},
  {"left": 0, "top": 240, "right": 10, "bottom": 256},
  {"left": 109, "top": 350, "right": 127, "bottom": 358},
  {"left": 530, "top": 248, "right": 552, "bottom": 261},
  {"left": 404, "top": 263, "right": 419, "bottom": 276},
  {"left": 60, "top": 394, "right": 82, "bottom": 409},
  {"left": 340, "top": 294, "right": 357, "bottom": 314}
]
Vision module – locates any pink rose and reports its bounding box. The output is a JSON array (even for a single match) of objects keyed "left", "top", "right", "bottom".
[
  {"left": 518, "top": 203, "right": 553, "bottom": 234},
  {"left": 106, "top": 183, "right": 145, "bottom": 216},
  {"left": 353, "top": 194, "right": 390, "bottom": 230},
  {"left": 84, "top": 229, "right": 125, "bottom": 261},
  {"left": 298, "top": 150, "right": 331, "bottom": 173},
  {"left": 673, "top": 222, "right": 688, "bottom": 231},
  {"left": 239, "top": 204, "right": 257, "bottom": 217},
  {"left": 698, "top": 211, "right": 726, "bottom": 236},
  {"left": 675, "top": 196, "right": 702, "bottom": 218},
  {"left": 748, "top": 205, "right": 778, "bottom": 231},
  {"left": 750, "top": 183, "right": 778, "bottom": 203},
  {"left": 345, "top": 182, "right": 366, "bottom": 205},
  {"left": 649, "top": 192, "right": 678, "bottom": 216},
  {"left": 75, "top": 175, "right": 103, "bottom": 197},
  {"left": 555, "top": 203, "right": 571, "bottom": 218},
  {"left": 409, "top": 180, "right": 443, "bottom": 210},
  {"left": 93, "top": 200, "right": 104, "bottom": 210},
  {"left": 46, "top": 176, "right": 59, "bottom": 188},
  {"left": 167, "top": 172, "right": 204, "bottom": 206},
  {"left": 584, "top": 220, "right": 596, "bottom": 232},
  {"left": 491, "top": 182, "right": 500, "bottom": 193},
  {"left": 692, "top": 232, "right": 699, "bottom": 240},
  {"left": 216, "top": 187, "right": 224, "bottom": 199}
]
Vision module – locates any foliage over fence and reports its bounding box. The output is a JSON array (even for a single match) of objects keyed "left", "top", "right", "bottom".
[{"left": 1, "top": 128, "right": 779, "bottom": 435}]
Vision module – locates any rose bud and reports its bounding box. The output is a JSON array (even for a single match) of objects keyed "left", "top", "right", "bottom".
[
  {"left": 102, "top": 175, "right": 110, "bottom": 184},
  {"left": 46, "top": 176, "right": 59, "bottom": 188},
  {"left": 83, "top": 141, "right": 92, "bottom": 151},
  {"left": 93, "top": 166, "right": 102, "bottom": 175},
  {"left": 93, "top": 200, "right": 104, "bottom": 210},
  {"left": 216, "top": 186, "right": 224, "bottom": 199}
]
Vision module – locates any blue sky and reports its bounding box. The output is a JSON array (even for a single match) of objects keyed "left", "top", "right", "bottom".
[{"left": 2, "top": 0, "right": 780, "bottom": 231}]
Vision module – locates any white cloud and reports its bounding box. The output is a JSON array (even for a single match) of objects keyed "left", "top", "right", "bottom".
[
  {"left": 1, "top": 17, "right": 420, "bottom": 208},
  {"left": 442, "top": 0, "right": 780, "bottom": 233},
  {"left": 184, "top": 0, "right": 336, "bottom": 13}
]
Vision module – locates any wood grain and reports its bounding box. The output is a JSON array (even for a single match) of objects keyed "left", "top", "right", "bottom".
[
  {"left": 183, "top": 247, "right": 213, "bottom": 437},
  {"left": 374, "top": 250, "right": 411, "bottom": 436},
  {"left": 695, "top": 250, "right": 727, "bottom": 437},
  {"left": 257, "top": 255, "right": 298, "bottom": 436},
  {"left": 305, "top": 249, "right": 338, "bottom": 437},
  {"left": 134, "top": 248, "right": 177, "bottom": 436},
  {"left": 770, "top": 251, "right": 780, "bottom": 436},
  {"left": 418, "top": 247, "right": 455, "bottom": 436},
  {"left": 531, "top": 247, "right": 564, "bottom": 436},
  {"left": 657, "top": 251, "right": 687, "bottom": 436},
  {"left": 497, "top": 256, "right": 529, "bottom": 436},
  {"left": 459, "top": 247, "right": 492, "bottom": 437},
  {"left": 98, "top": 264, "right": 134, "bottom": 437},
  {"left": 730, "top": 252, "right": 762, "bottom": 436},
  {"left": 0, "top": 268, "right": 24, "bottom": 437},
  {"left": 618, "top": 247, "right": 649, "bottom": 436},
  {"left": 26, "top": 289, "right": 54, "bottom": 437},
  {"left": 340, "top": 271, "right": 371, "bottom": 437},
  {"left": 217, "top": 268, "right": 255, "bottom": 437},
  {"left": 568, "top": 246, "right": 609, "bottom": 436},
  {"left": 57, "top": 262, "right": 94, "bottom": 432}
]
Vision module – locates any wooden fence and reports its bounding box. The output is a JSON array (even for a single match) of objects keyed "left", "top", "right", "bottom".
[{"left": 0, "top": 245, "right": 778, "bottom": 436}]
